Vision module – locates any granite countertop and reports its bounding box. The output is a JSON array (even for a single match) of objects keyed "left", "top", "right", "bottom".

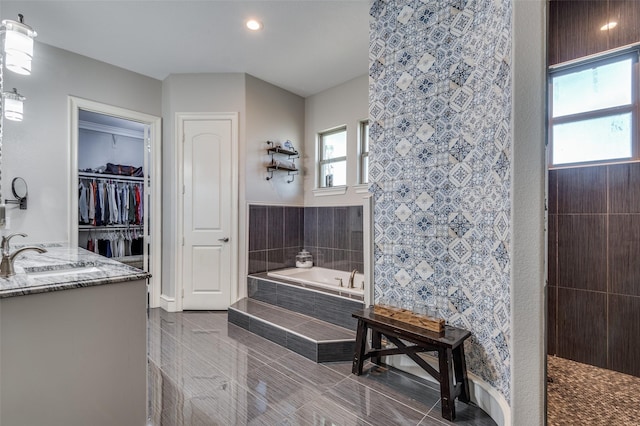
[{"left": 0, "top": 243, "right": 150, "bottom": 298}]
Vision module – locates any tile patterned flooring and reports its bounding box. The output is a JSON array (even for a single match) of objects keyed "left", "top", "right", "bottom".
[
  {"left": 148, "top": 309, "right": 495, "bottom": 426},
  {"left": 547, "top": 356, "right": 640, "bottom": 426}
]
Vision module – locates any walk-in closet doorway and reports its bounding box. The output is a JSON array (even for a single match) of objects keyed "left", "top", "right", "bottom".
[{"left": 68, "top": 96, "right": 162, "bottom": 308}]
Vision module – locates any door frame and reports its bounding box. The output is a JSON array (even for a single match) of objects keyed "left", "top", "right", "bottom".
[
  {"left": 175, "top": 112, "right": 239, "bottom": 312},
  {"left": 68, "top": 96, "right": 163, "bottom": 308}
]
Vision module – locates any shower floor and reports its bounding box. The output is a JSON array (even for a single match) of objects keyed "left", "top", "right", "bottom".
[{"left": 547, "top": 355, "right": 640, "bottom": 425}]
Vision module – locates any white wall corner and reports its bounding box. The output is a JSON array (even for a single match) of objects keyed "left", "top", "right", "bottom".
[{"left": 511, "top": 0, "right": 547, "bottom": 425}]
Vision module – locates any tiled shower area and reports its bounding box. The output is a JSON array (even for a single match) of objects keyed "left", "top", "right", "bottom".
[
  {"left": 247, "top": 205, "right": 364, "bottom": 274},
  {"left": 548, "top": 163, "right": 640, "bottom": 377}
]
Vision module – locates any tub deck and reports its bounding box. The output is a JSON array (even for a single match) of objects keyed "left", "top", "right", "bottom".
[{"left": 228, "top": 273, "right": 365, "bottom": 362}]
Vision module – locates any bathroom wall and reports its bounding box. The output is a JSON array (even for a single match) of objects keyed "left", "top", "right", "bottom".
[
  {"left": 1, "top": 43, "right": 161, "bottom": 243},
  {"left": 303, "top": 74, "right": 369, "bottom": 207},
  {"left": 161, "top": 73, "right": 304, "bottom": 300},
  {"left": 369, "top": 0, "right": 514, "bottom": 405},
  {"left": 548, "top": 164, "right": 640, "bottom": 377},
  {"left": 161, "top": 73, "right": 247, "bottom": 299},
  {"left": 247, "top": 204, "right": 364, "bottom": 274}
]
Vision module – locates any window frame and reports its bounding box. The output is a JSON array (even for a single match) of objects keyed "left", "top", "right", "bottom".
[
  {"left": 548, "top": 47, "right": 640, "bottom": 168},
  {"left": 359, "top": 120, "right": 369, "bottom": 184},
  {"left": 318, "top": 126, "right": 348, "bottom": 188}
]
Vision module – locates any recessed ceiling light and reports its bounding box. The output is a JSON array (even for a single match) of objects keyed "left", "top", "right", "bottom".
[
  {"left": 246, "top": 19, "right": 262, "bottom": 31},
  {"left": 601, "top": 21, "right": 617, "bottom": 31}
]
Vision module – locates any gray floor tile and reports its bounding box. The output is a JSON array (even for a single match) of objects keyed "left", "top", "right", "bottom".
[
  {"left": 241, "top": 363, "right": 323, "bottom": 415},
  {"left": 323, "top": 377, "right": 427, "bottom": 425},
  {"left": 285, "top": 394, "right": 373, "bottom": 426},
  {"left": 147, "top": 309, "right": 495, "bottom": 426},
  {"left": 267, "top": 351, "right": 348, "bottom": 392},
  {"left": 347, "top": 364, "right": 442, "bottom": 414}
]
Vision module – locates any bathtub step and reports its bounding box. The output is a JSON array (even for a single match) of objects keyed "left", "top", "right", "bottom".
[{"left": 228, "top": 298, "right": 356, "bottom": 363}]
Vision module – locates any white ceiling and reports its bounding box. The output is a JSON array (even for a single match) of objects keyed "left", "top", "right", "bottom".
[{"left": 2, "top": 0, "right": 370, "bottom": 97}]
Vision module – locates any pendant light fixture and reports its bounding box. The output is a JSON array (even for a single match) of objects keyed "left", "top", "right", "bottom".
[
  {"left": 1, "top": 14, "right": 37, "bottom": 75},
  {"left": 3, "top": 88, "right": 25, "bottom": 121}
]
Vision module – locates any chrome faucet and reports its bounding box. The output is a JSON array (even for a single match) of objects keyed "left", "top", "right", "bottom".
[
  {"left": 348, "top": 269, "right": 358, "bottom": 289},
  {"left": 0, "top": 233, "right": 47, "bottom": 278}
]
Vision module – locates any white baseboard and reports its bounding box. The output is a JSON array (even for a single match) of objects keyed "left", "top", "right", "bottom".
[
  {"left": 159, "top": 295, "right": 178, "bottom": 312},
  {"left": 385, "top": 355, "right": 510, "bottom": 426}
]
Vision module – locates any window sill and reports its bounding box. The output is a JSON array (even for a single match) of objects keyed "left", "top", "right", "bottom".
[
  {"left": 353, "top": 184, "right": 369, "bottom": 194},
  {"left": 312, "top": 186, "right": 348, "bottom": 197}
]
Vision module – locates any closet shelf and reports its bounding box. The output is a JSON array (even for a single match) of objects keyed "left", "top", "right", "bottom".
[
  {"left": 79, "top": 224, "right": 144, "bottom": 230},
  {"left": 79, "top": 171, "right": 144, "bottom": 183}
]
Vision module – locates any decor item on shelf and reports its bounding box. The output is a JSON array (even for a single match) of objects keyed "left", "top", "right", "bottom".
[
  {"left": 271, "top": 159, "right": 296, "bottom": 170},
  {"left": 295, "top": 249, "right": 313, "bottom": 268},
  {"left": 283, "top": 140, "right": 296, "bottom": 152},
  {"left": 2, "top": 88, "right": 25, "bottom": 121}
]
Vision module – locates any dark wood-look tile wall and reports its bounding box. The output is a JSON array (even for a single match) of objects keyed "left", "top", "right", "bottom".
[
  {"left": 550, "top": 163, "right": 640, "bottom": 376},
  {"left": 558, "top": 215, "right": 607, "bottom": 291},
  {"left": 608, "top": 294, "right": 640, "bottom": 377},
  {"left": 609, "top": 163, "right": 640, "bottom": 213},
  {"left": 548, "top": 0, "right": 640, "bottom": 66},
  {"left": 547, "top": 285, "right": 557, "bottom": 356},
  {"left": 557, "top": 166, "right": 607, "bottom": 214},
  {"left": 608, "top": 214, "right": 640, "bottom": 297},
  {"left": 548, "top": 214, "right": 557, "bottom": 288},
  {"left": 556, "top": 288, "right": 608, "bottom": 368}
]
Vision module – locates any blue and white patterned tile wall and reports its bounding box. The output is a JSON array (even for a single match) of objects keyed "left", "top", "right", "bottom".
[{"left": 369, "top": 0, "right": 512, "bottom": 401}]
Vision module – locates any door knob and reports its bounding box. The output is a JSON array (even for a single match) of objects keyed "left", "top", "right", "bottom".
[{"left": 218, "top": 237, "right": 229, "bottom": 242}]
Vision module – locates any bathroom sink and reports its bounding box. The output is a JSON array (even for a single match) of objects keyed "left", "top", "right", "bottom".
[{"left": 25, "top": 263, "right": 101, "bottom": 277}]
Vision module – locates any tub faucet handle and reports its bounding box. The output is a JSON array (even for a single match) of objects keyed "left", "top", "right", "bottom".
[
  {"left": 348, "top": 269, "right": 358, "bottom": 289},
  {"left": 334, "top": 277, "right": 343, "bottom": 287}
]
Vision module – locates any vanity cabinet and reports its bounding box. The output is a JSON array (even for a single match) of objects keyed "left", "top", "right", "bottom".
[{"left": 0, "top": 246, "right": 148, "bottom": 426}]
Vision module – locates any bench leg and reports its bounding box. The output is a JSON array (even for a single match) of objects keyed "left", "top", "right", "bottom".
[
  {"left": 352, "top": 319, "right": 367, "bottom": 376},
  {"left": 438, "top": 347, "right": 456, "bottom": 421},
  {"left": 453, "top": 344, "right": 470, "bottom": 403},
  {"left": 371, "top": 329, "right": 382, "bottom": 365}
]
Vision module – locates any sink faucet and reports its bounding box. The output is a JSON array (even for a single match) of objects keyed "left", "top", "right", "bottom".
[
  {"left": 0, "top": 233, "right": 47, "bottom": 278},
  {"left": 348, "top": 269, "right": 358, "bottom": 289}
]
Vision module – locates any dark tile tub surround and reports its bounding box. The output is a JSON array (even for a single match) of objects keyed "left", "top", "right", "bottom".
[
  {"left": 304, "top": 206, "right": 364, "bottom": 272},
  {"left": 248, "top": 205, "right": 303, "bottom": 274},
  {"left": 248, "top": 204, "right": 364, "bottom": 274},
  {"left": 548, "top": 163, "right": 640, "bottom": 377}
]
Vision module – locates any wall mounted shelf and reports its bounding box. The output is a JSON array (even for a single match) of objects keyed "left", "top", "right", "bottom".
[{"left": 266, "top": 141, "right": 299, "bottom": 183}]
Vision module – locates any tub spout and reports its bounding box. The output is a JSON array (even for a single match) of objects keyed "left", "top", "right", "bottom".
[
  {"left": 348, "top": 269, "right": 358, "bottom": 289},
  {"left": 0, "top": 233, "right": 47, "bottom": 278}
]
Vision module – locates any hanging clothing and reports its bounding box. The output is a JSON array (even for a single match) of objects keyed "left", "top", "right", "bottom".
[{"left": 79, "top": 181, "right": 89, "bottom": 224}]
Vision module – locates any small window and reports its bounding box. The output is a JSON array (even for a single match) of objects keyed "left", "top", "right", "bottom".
[
  {"left": 318, "top": 127, "right": 347, "bottom": 187},
  {"left": 549, "top": 51, "right": 638, "bottom": 166},
  {"left": 359, "top": 120, "right": 369, "bottom": 184}
]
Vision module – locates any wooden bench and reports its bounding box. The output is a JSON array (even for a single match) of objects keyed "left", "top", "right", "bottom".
[{"left": 352, "top": 306, "right": 472, "bottom": 422}]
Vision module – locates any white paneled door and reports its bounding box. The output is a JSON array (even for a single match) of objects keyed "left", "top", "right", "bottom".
[{"left": 181, "top": 114, "right": 236, "bottom": 310}]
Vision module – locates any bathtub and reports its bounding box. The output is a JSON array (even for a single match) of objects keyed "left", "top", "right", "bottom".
[{"left": 267, "top": 267, "right": 365, "bottom": 297}]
